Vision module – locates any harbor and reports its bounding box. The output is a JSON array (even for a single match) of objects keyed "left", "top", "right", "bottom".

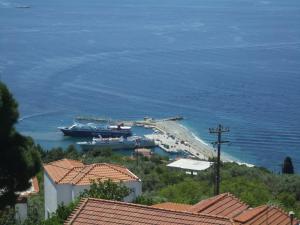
[{"left": 72, "top": 116, "right": 230, "bottom": 161}]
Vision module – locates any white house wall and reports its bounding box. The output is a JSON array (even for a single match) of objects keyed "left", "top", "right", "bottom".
[
  {"left": 56, "top": 184, "right": 73, "bottom": 206},
  {"left": 72, "top": 185, "right": 90, "bottom": 200},
  {"left": 44, "top": 172, "right": 142, "bottom": 219},
  {"left": 44, "top": 172, "right": 58, "bottom": 219},
  {"left": 15, "top": 203, "right": 27, "bottom": 223},
  {"left": 124, "top": 181, "right": 142, "bottom": 202}
]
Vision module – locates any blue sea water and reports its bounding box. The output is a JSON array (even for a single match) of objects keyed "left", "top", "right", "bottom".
[{"left": 1, "top": 0, "right": 300, "bottom": 172}]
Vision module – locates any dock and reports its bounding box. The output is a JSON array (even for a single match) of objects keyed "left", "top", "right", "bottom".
[
  {"left": 144, "top": 121, "right": 217, "bottom": 160},
  {"left": 74, "top": 115, "right": 229, "bottom": 161},
  {"left": 135, "top": 118, "right": 232, "bottom": 161}
]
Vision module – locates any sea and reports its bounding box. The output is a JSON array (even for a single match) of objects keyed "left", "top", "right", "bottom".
[{"left": 0, "top": 0, "right": 300, "bottom": 172}]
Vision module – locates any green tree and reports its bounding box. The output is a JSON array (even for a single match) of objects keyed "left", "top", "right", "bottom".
[
  {"left": 134, "top": 195, "right": 155, "bottom": 205},
  {"left": 282, "top": 156, "right": 294, "bottom": 174},
  {"left": 65, "top": 145, "right": 80, "bottom": 159},
  {"left": 159, "top": 178, "right": 211, "bottom": 204},
  {"left": 41, "top": 147, "right": 65, "bottom": 163},
  {"left": 0, "top": 82, "right": 41, "bottom": 209},
  {"left": 0, "top": 208, "right": 16, "bottom": 225},
  {"left": 88, "top": 148, "right": 113, "bottom": 157},
  {"left": 42, "top": 201, "right": 78, "bottom": 225},
  {"left": 80, "top": 179, "right": 131, "bottom": 201}
]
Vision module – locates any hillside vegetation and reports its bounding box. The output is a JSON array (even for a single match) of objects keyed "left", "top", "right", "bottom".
[
  {"left": 42, "top": 146, "right": 300, "bottom": 216},
  {"left": 3, "top": 145, "right": 299, "bottom": 225}
]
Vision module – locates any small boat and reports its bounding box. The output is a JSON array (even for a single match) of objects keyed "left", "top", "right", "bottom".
[
  {"left": 77, "top": 135, "right": 156, "bottom": 151},
  {"left": 16, "top": 5, "right": 31, "bottom": 9}
]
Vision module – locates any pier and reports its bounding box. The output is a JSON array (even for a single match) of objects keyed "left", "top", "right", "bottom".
[
  {"left": 76, "top": 115, "right": 223, "bottom": 160},
  {"left": 74, "top": 115, "right": 233, "bottom": 161},
  {"left": 136, "top": 119, "right": 233, "bottom": 161},
  {"left": 143, "top": 120, "right": 217, "bottom": 160}
]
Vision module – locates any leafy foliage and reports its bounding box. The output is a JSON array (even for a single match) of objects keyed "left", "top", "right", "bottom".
[
  {"left": 110, "top": 153, "right": 300, "bottom": 216},
  {"left": 0, "top": 82, "right": 41, "bottom": 209},
  {"left": 80, "top": 179, "right": 131, "bottom": 201},
  {"left": 159, "top": 178, "right": 211, "bottom": 204},
  {"left": 282, "top": 156, "right": 294, "bottom": 174},
  {"left": 0, "top": 208, "right": 16, "bottom": 225},
  {"left": 39, "top": 145, "right": 81, "bottom": 163},
  {"left": 6, "top": 143, "right": 300, "bottom": 224}
]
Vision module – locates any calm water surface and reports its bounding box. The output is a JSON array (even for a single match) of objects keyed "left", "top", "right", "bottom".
[{"left": 1, "top": 0, "right": 300, "bottom": 172}]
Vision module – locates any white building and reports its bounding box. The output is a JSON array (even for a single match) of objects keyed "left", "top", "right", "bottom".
[
  {"left": 15, "top": 177, "right": 39, "bottom": 223},
  {"left": 167, "top": 158, "right": 212, "bottom": 175},
  {"left": 43, "top": 158, "right": 141, "bottom": 219}
]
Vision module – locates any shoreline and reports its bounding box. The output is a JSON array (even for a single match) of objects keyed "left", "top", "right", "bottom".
[
  {"left": 142, "top": 120, "right": 228, "bottom": 161},
  {"left": 179, "top": 123, "right": 246, "bottom": 163},
  {"left": 141, "top": 120, "right": 254, "bottom": 166},
  {"left": 51, "top": 115, "right": 254, "bottom": 166}
]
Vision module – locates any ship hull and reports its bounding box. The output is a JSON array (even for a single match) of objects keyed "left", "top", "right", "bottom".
[
  {"left": 78, "top": 139, "right": 156, "bottom": 151},
  {"left": 60, "top": 128, "right": 132, "bottom": 138}
]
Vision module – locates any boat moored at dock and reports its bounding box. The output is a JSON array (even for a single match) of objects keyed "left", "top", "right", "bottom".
[
  {"left": 58, "top": 123, "right": 132, "bottom": 138},
  {"left": 77, "top": 135, "right": 156, "bottom": 151}
]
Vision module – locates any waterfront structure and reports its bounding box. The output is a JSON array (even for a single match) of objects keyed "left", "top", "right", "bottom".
[
  {"left": 167, "top": 158, "right": 212, "bottom": 175},
  {"left": 64, "top": 193, "right": 299, "bottom": 225},
  {"left": 134, "top": 148, "right": 152, "bottom": 158},
  {"left": 144, "top": 120, "right": 217, "bottom": 160},
  {"left": 15, "top": 177, "right": 39, "bottom": 223},
  {"left": 43, "top": 159, "right": 141, "bottom": 219}
]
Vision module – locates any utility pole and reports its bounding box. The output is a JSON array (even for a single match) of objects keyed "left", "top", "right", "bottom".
[
  {"left": 135, "top": 140, "right": 141, "bottom": 167},
  {"left": 289, "top": 211, "right": 295, "bottom": 225},
  {"left": 209, "top": 124, "right": 230, "bottom": 196}
]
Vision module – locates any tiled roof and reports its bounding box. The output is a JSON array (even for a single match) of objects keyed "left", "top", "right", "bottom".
[
  {"left": 16, "top": 176, "right": 40, "bottom": 203},
  {"left": 65, "top": 198, "right": 235, "bottom": 225},
  {"left": 64, "top": 194, "right": 300, "bottom": 225},
  {"left": 18, "top": 176, "right": 40, "bottom": 197},
  {"left": 234, "top": 205, "right": 300, "bottom": 225},
  {"left": 152, "top": 202, "right": 192, "bottom": 212},
  {"left": 32, "top": 177, "right": 40, "bottom": 194},
  {"left": 188, "top": 193, "right": 249, "bottom": 218},
  {"left": 44, "top": 159, "right": 84, "bottom": 183},
  {"left": 44, "top": 159, "right": 139, "bottom": 185}
]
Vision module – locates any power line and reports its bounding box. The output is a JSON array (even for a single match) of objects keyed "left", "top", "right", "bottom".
[{"left": 209, "top": 124, "right": 230, "bottom": 196}]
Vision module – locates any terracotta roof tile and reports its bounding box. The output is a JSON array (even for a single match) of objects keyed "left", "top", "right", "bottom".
[
  {"left": 234, "top": 205, "right": 268, "bottom": 223},
  {"left": 142, "top": 193, "right": 300, "bottom": 225},
  {"left": 188, "top": 193, "right": 249, "bottom": 218},
  {"left": 18, "top": 176, "right": 40, "bottom": 197},
  {"left": 44, "top": 159, "right": 84, "bottom": 183},
  {"left": 65, "top": 198, "right": 235, "bottom": 225},
  {"left": 44, "top": 159, "right": 139, "bottom": 185},
  {"left": 152, "top": 202, "right": 192, "bottom": 211},
  {"left": 234, "top": 205, "right": 300, "bottom": 225},
  {"left": 32, "top": 176, "right": 39, "bottom": 193}
]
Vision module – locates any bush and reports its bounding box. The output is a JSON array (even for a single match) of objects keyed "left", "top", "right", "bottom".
[{"left": 80, "top": 179, "right": 131, "bottom": 201}]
